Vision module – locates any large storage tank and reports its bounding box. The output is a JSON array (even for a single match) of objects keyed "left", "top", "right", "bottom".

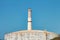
[{"left": 4, "top": 8, "right": 58, "bottom": 40}]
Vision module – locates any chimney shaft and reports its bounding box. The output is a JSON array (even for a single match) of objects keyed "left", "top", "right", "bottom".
[{"left": 28, "top": 8, "right": 32, "bottom": 30}]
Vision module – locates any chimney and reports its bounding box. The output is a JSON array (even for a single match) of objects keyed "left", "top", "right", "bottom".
[{"left": 28, "top": 8, "right": 32, "bottom": 30}]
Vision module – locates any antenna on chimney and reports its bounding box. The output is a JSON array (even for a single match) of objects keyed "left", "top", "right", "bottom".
[{"left": 28, "top": 8, "right": 32, "bottom": 31}]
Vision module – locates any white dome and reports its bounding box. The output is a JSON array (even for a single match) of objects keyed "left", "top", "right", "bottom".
[{"left": 5, "top": 30, "right": 58, "bottom": 40}]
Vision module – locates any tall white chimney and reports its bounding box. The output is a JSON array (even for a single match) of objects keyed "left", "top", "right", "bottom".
[{"left": 28, "top": 8, "right": 32, "bottom": 30}]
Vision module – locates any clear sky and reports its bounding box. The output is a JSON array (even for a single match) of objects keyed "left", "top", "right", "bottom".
[{"left": 0, "top": 0, "right": 60, "bottom": 39}]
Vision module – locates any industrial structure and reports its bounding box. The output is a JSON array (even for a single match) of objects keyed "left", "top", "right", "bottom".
[{"left": 4, "top": 8, "right": 58, "bottom": 40}]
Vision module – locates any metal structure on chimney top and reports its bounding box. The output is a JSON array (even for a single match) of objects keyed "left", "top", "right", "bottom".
[{"left": 4, "top": 8, "right": 58, "bottom": 40}]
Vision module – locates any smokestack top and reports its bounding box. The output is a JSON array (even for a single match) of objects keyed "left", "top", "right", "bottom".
[
  {"left": 28, "top": 8, "right": 31, "bottom": 9},
  {"left": 28, "top": 8, "right": 32, "bottom": 12}
]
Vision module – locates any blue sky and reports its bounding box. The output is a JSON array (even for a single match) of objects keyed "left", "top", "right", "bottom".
[{"left": 0, "top": 0, "right": 60, "bottom": 39}]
